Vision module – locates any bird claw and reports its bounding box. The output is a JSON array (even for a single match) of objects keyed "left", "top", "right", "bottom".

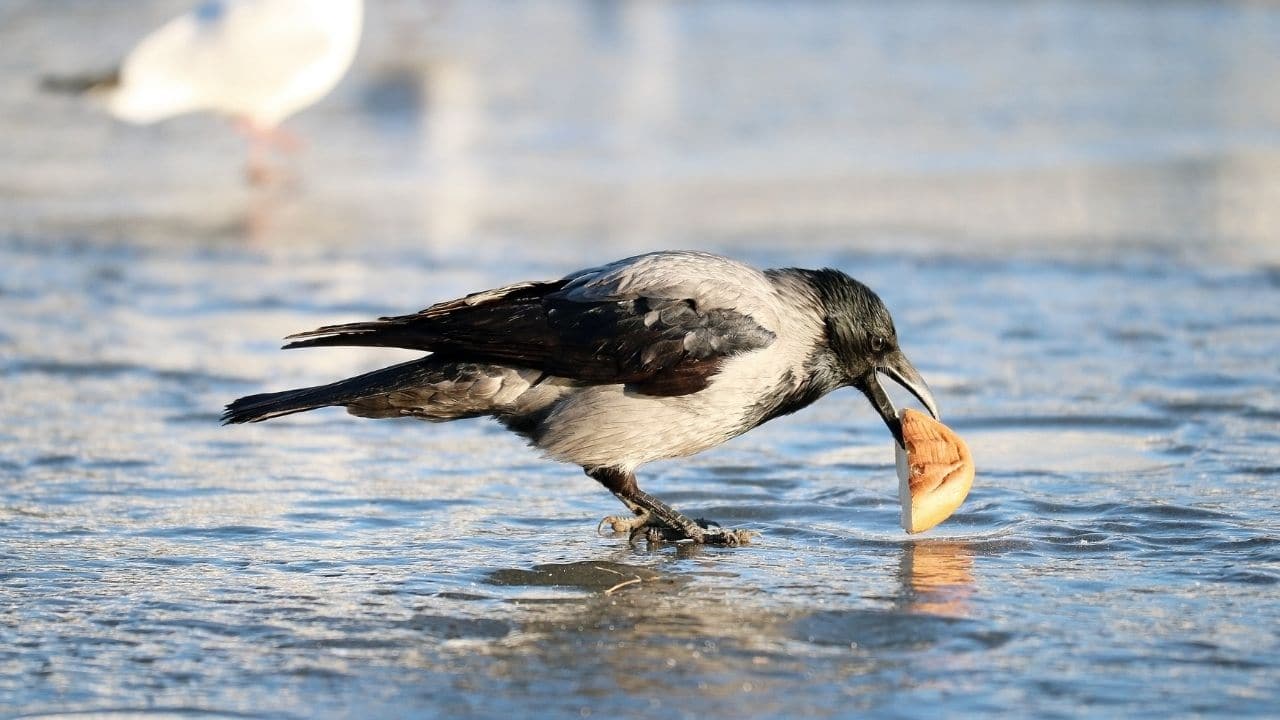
[
  {"left": 686, "top": 518, "right": 757, "bottom": 546},
  {"left": 698, "top": 528, "right": 758, "bottom": 547},
  {"left": 597, "top": 515, "right": 756, "bottom": 547},
  {"left": 597, "top": 513, "right": 651, "bottom": 536}
]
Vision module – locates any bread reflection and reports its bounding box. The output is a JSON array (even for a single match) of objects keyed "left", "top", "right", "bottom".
[{"left": 898, "top": 541, "right": 975, "bottom": 618}]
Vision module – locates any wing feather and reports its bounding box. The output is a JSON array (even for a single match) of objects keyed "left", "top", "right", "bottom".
[{"left": 282, "top": 254, "right": 778, "bottom": 396}]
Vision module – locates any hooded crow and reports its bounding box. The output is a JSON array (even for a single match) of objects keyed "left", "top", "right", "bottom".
[{"left": 223, "top": 251, "right": 939, "bottom": 545}]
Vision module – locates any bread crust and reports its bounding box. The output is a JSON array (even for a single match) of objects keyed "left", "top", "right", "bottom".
[{"left": 896, "top": 408, "right": 974, "bottom": 533}]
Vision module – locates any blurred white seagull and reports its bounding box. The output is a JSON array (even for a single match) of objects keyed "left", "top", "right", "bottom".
[
  {"left": 43, "top": 0, "right": 364, "bottom": 181},
  {"left": 223, "top": 251, "right": 940, "bottom": 546}
]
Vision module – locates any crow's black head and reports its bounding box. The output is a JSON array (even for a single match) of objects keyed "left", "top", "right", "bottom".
[{"left": 805, "top": 269, "right": 939, "bottom": 446}]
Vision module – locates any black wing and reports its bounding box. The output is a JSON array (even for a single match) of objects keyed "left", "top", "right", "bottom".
[{"left": 282, "top": 279, "right": 775, "bottom": 397}]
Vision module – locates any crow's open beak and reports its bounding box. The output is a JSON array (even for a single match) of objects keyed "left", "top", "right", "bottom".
[{"left": 857, "top": 349, "right": 939, "bottom": 448}]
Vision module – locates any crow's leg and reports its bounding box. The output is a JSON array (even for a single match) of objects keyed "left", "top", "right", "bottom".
[{"left": 586, "top": 467, "right": 753, "bottom": 546}]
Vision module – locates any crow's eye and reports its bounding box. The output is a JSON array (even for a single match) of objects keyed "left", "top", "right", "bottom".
[{"left": 871, "top": 335, "right": 886, "bottom": 353}]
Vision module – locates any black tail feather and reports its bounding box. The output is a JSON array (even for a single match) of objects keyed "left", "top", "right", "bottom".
[{"left": 222, "top": 357, "right": 441, "bottom": 424}]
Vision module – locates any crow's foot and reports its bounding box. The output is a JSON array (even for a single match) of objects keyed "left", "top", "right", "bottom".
[
  {"left": 585, "top": 468, "right": 756, "bottom": 548},
  {"left": 598, "top": 515, "right": 756, "bottom": 547},
  {"left": 597, "top": 511, "right": 652, "bottom": 536}
]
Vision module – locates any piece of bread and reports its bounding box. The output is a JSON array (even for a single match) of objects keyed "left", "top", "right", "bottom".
[{"left": 896, "top": 408, "right": 974, "bottom": 533}]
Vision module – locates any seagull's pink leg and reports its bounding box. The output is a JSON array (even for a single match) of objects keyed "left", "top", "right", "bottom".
[
  {"left": 263, "top": 125, "right": 304, "bottom": 153},
  {"left": 231, "top": 117, "right": 298, "bottom": 186}
]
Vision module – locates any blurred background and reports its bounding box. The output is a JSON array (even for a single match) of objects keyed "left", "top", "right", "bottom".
[
  {"left": 5, "top": 0, "right": 1280, "bottom": 261},
  {"left": 2, "top": 1, "right": 1278, "bottom": 718}
]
